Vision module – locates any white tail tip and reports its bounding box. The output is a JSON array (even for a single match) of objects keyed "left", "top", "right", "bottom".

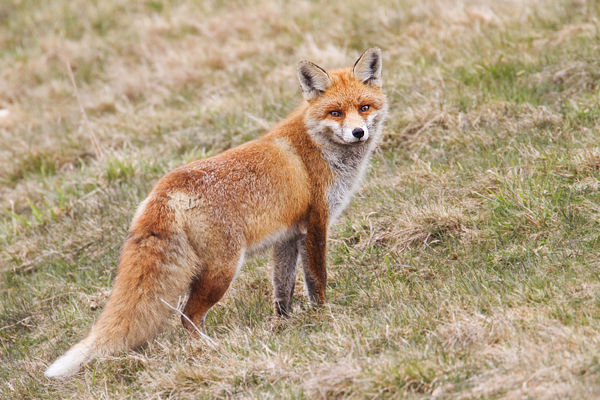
[{"left": 45, "top": 341, "right": 93, "bottom": 379}]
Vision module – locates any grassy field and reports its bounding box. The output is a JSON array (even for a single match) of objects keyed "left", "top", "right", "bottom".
[{"left": 3, "top": 0, "right": 600, "bottom": 398}]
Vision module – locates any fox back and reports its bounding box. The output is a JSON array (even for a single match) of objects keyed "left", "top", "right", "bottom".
[{"left": 45, "top": 47, "right": 387, "bottom": 379}]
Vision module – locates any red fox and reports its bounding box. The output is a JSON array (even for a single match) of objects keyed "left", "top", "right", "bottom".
[{"left": 45, "top": 47, "right": 388, "bottom": 378}]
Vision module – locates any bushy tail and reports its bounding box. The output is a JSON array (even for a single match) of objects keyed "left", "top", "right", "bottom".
[{"left": 45, "top": 223, "right": 198, "bottom": 379}]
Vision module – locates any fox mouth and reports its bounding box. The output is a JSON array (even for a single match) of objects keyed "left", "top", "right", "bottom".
[
  {"left": 331, "top": 133, "right": 369, "bottom": 145},
  {"left": 347, "top": 135, "right": 370, "bottom": 144},
  {"left": 337, "top": 137, "right": 369, "bottom": 146}
]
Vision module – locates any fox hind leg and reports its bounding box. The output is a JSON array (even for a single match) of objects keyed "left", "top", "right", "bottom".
[
  {"left": 273, "top": 235, "right": 302, "bottom": 317},
  {"left": 181, "top": 252, "right": 244, "bottom": 336}
]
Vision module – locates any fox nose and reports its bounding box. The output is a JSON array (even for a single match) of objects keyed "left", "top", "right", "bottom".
[{"left": 352, "top": 128, "right": 364, "bottom": 138}]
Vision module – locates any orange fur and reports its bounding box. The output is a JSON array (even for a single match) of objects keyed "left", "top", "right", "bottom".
[{"left": 45, "top": 47, "right": 387, "bottom": 378}]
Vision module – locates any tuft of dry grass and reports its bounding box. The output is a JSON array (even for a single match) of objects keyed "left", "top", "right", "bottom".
[{"left": 390, "top": 198, "right": 481, "bottom": 250}]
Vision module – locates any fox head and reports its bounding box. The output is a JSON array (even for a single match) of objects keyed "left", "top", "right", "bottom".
[{"left": 298, "top": 47, "right": 387, "bottom": 146}]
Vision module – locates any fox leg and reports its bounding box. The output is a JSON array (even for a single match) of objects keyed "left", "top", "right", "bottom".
[
  {"left": 181, "top": 252, "right": 244, "bottom": 336},
  {"left": 273, "top": 234, "right": 302, "bottom": 316},
  {"left": 301, "top": 213, "right": 328, "bottom": 306}
]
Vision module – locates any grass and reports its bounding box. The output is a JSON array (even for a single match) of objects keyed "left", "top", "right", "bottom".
[{"left": 3, "top": 0, "right": 600, "bottom": 398}]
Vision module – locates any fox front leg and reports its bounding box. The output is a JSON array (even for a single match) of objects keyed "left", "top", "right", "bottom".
[
  {"left": 301, "top": 213, "right": 328, "bottom": 306},
  {"left": 273, "top": 234, "right": 302, "bottom": 316}
]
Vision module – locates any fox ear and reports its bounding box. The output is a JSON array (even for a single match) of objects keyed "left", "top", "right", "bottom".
[
  {"left": 353, "top": 46, "right": 382, "bottom": 87},
  {"left": 297, "top": 60, "right": 332, "bottom": 101}
]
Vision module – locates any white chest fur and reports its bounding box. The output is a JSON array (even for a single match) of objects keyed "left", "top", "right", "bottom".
[{"left": 324, "top": 140, "right": 376, "bottom": 223}]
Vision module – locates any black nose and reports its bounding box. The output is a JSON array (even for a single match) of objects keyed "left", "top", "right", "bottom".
[{"left": 352, "top": 128, "right": 364, "bottom": 138}]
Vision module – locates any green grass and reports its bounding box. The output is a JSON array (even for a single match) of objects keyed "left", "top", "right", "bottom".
[{"left": 3, "top": 0, "right": 600, "bottom": 398}]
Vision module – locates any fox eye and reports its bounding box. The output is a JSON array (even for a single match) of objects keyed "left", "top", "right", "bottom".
[
  {"left": 330, "top": 111, "right": 342, "bottom": 118},
  {"left": 360, "top": 105, "right": 370, "bottom": 112}
]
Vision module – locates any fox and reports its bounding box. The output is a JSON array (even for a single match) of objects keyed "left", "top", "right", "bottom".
[{"left": 45, "top": 47, "right": 388, "bottom": 378}]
